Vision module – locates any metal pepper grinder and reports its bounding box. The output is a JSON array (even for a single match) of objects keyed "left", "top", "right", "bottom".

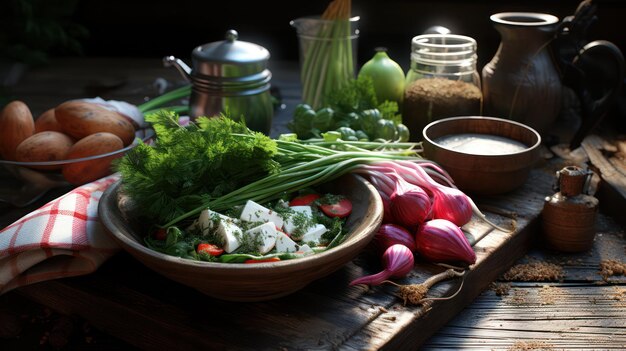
[{"left": 542, "top": 165, "right": 599, "bottom": 252}]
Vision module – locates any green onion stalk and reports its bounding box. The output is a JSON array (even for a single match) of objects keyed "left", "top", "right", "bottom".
[{"left": 137, "top": 85, "right": 191, "bottom": 115}]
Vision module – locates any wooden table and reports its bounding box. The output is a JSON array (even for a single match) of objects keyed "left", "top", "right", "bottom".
[{"left": 1, "top": 58, "right": 625, "bottom": 350}]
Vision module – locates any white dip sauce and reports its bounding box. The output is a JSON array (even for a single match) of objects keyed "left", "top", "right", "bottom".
[{"left": 434, "top": 133, "right": 527, "bottom": 155}]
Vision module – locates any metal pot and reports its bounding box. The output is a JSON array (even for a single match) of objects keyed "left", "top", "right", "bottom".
[{"left": 164, "top": 29, "right": 273, "bottom": 134}]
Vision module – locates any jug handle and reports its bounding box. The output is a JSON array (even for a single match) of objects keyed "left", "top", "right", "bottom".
[
  {"left": 569, "top": 40, "right": 625, "bottom": 149},
  {"left": 163, "top": 56, "right": 192, "bottom": 82}
]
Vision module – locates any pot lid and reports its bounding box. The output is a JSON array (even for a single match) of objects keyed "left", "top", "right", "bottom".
[{"left": 192, "top": 30, "right": 269, "bottom": 69}]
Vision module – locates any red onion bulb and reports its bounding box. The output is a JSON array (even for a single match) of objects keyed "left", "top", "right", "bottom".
[
  {"left": 349, "top": 244, "right": 414, "bottom": 286},
  {"left": 373, "top": 223, "right": 416, "bottom": 253},
  {"left": 415, "top": 219, "right": 476, "bottom": 265}
]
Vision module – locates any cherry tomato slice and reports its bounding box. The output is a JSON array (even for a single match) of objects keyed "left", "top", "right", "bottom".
[
  {"left": 197, "top": 243, "right": 224, "bottom": 256},
  {"left": 319, "top": 198, "right": 353, "bottom": 218},
  {"left": 289, "top": 193, "right": 321, "bottom": 206},
  {"left": 154, "top": 228, "right": 167, "bottom": 240},
  {"left": 244, "top": 257, "right": 281, "bottom": 264}
]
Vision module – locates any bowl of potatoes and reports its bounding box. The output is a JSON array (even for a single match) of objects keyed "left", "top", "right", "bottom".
[{"left": 0, "top": 99, "right": 152, "bottom": 205}]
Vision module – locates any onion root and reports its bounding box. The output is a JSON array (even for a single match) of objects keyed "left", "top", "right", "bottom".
[{"left": 385, "top": 268, "right": 466, "bottom": 306}]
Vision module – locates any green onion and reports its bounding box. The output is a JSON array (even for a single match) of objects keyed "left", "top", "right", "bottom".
[
  {"left": 142, "top": 105, "right": 189, "bottom": 116},
  {"left": 137, "top": 85, "right": 191, "bottom": 114},
  {"left": 163, "top": 137, "right": 422, "bottom": 227}
]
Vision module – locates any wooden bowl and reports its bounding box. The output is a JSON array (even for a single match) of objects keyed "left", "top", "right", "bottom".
[
  {"left": 422, "top": 116, "right": 541, "bottom": 195},
  {"left": 98, "top": 173, "right": 382, "bottom": 302}
]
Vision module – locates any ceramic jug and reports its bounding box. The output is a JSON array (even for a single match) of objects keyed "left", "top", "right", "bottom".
[{"left": 482, "top": 12, "right": 563, "bottom": 136}]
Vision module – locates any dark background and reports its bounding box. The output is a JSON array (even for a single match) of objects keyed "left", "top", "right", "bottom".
[
  {"left": 1, "top": 0, "right": 625, "bottom": 133},
  {"left": 68, "top": 0, "right": 626, "bottom": 72}
]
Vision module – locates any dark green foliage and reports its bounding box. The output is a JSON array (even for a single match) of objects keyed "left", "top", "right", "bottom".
[{"left": 0, "top": 0, "right": 88, "bottom": 65}]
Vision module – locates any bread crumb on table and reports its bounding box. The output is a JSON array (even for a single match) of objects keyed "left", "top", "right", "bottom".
[
  {"left": 599, "top": 259, "right": 626, "bottom": 281},
  {"left": 507, "top": 340, "right": 556, "bottom": 350},
  {"left": 490, "top": 282, "right": 511, "bottom": 296},
  {"left": 501, "top": 261, "right": 564, "bottom": 282}
]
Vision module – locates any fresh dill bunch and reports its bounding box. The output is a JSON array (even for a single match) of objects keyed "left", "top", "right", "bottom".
[{"left": 116, "top": 110, "right": 281, "bottom": 224}]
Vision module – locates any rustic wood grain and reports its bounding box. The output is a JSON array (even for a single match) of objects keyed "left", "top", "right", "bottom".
[
  {"left": 582, "top": 134, "right": 626, "bottom": 227},
  {"left": 423, "top": 213, "right": 626, "bottom": 350}
]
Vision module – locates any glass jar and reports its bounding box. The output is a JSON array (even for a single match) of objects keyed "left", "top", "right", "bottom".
[{"left": 402, "top": 34, "right": 482, "bottom": 141}]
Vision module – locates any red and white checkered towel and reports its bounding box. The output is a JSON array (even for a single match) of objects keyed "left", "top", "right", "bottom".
[{"left": 0, "top": 174, "right": 121, "bottom": 295}]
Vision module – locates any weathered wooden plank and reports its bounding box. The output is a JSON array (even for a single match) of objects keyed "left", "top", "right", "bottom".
[{"left": 582, "top": 135, "right": 626, "bottom": 227}]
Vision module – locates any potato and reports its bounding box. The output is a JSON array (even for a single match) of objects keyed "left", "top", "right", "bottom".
[
  {"left": 15, "top": 131, "right": 74, "bottom": 170},
  {"left": 0, "top": 100, "right": 35, "bottom": 160},
  {"left": 55, "top": 101, "right": 135, "bottom": 146},
  {"left": 62, "top": 132, "right": 124, "bottom": 185},
  {"left": 34, "top": 108, "right": 64, "bottom": 133}
]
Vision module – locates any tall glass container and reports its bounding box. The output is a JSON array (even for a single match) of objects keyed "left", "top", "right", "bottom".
[
  {"left": 290, "top": 16, "right": 359, "bottom": 110},
  {"left": 402, "top": 34, "right": 482, "bottom": 141}
]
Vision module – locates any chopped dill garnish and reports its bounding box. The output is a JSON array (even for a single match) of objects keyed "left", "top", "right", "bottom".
[
  {"left": 287, "top": 210, "right": 316, "bottom": 241},
  {"left": 233, "top": 229, "right": 264, "bottom": 255}
]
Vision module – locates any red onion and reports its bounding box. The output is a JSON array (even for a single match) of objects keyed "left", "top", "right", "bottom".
[
  {"left": 362, "top": 169, "right": 396, "bottom": 223},
  {"left": 431, "top": 187, "right": 473, "bottom": 227},
  {"left": 375, "top": 160, "right": 473, "bottom": 227},
  {"left": 415, "top": 219, "right": 476, "bottom": 265},
  {"left": 349, "top": 244, "right": 414, "bottom": 286},
  {"left": 380, "top": 194, "right": 395, "bottom": 224},
  {"left": 389, "top": 176, "right": 432, "bottom": 228},
  {"left": 373, "top": 223, "right": 416, "bottom": 253},
  {"left": 356, "top": 161, "right": 514, "bottom": 234},
  {"left": 414, "top": 161, "right": 455, "bottom": 187}
]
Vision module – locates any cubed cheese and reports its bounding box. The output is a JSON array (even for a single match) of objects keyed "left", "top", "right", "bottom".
[
  {"left": 275, "top": 232, "right": 300, "bottom": 253},
  {"left": 240, "top": 200, "right": 284, "bottom": 228},
  {"left": 282, "top": 205, "right": 313, "bottom": 236},
  {"left": 244, "top": 222, "right": 278, "bottom": 254},
  {"left": 276, "top": 199, "right": 290, "bottom": 209},
  {"left": 196, "top": 209, "right": 237, "bottom": 233},
  {"left": 299, "top": 224, "right": 328, "bottom": 246},
  {"left": 195, "top": 209, "right": 242, "bottom": 253}
]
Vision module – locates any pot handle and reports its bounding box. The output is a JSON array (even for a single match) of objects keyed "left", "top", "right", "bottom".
[
  {"left": 568, "top": 40, "right": 625, "bottom": 149},
  {"left": 163, "top": 56, "right": 192, "bottom": 82}
]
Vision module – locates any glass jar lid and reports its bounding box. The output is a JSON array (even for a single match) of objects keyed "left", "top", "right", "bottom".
[
  {"left": 191, "top": 29, "right": 270, "bottom": 79},
  {"left": 410, "top": 34, "right": 477, "bottom": 65}
]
